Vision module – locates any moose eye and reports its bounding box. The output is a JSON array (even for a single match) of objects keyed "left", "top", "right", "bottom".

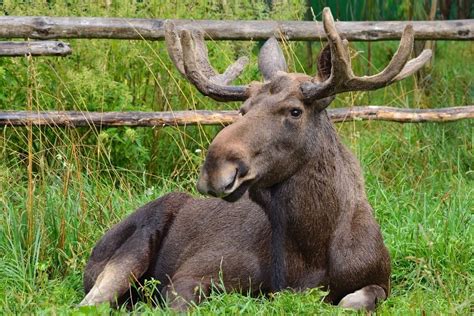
[{"left": 289, "top": 108, "right": 303, "bottom": 118}]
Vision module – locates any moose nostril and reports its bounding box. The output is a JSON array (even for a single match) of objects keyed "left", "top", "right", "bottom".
[
  {"left": 237, "top": 161, "right": 249, "bottom": 178},
  {"left": 224, "top": 168, "right": 239, "bottom": 191}
]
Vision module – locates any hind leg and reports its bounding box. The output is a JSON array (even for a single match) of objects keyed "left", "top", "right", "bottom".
[
  {"left": 338, "top": 284, "right": 386, "bottom": 311},
  {"left": 80, "top": 261, "right": 133, "bottom": 306},
  {"left": 79, "top": 229, "right": 151, "bottom": 306},
  {"left": 81, "top": 193, "right": 190, "bottom": 306}
]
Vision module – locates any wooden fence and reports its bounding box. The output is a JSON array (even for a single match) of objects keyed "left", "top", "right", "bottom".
[
  {"left": 0, "top": 16, "right": 473, "bottom": 127},
  {"left": 0, "top": 17, "right": 472, "bottom": 41}
]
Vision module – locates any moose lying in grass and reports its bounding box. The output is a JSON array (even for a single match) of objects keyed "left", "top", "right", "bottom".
[{"left": 80, "top": 8, "right": 431, "bottom": 311}]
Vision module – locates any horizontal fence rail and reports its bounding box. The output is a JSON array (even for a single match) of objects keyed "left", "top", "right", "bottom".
[
  {"left": 0, "top": 41, "right": 71, "bottom": 56},
  {"left": 1, "top": 106, "right": 473, "bottom": 127},
  {"left": 0, "top": 17, "right": 472, "bottom": 41}
]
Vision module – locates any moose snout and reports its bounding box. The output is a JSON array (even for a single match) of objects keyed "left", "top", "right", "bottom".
[{"left": 197, "top": 159, "right": 249, "bottom": 198}]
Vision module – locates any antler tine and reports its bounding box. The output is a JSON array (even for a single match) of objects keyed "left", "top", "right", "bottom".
[
  {"left": 186, "top": 29, "right": 249, "bottom": 84},
  {"left": 349, "top": 25, "right": 414, "bottom": 88},
  {"left": 300, "top": 8, "right": 355, "bottom": 101},
  {"left": 322, "top": 8, "right": 352, "bottom": 82},
  {"left": 164, "top": 21, "right": 250, "bottom": 102},
  {"left": 391, "top": 49, "right": 432, "bottom": 82},
  {"left": 213, "top": 56, "right": 249, "bottom": 85},
  {"left": 190, "top": 29, "right": 218, "bottom": 79},
  {"left": 301, "top": 7, "right": 432, "bottom": 102},
  {"left": 164, "top": 21, "right": 186, "bottom": 77}
]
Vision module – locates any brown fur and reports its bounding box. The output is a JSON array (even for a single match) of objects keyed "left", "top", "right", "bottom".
[
  {"left": 82, "top": 45, "right": 391, "bottom": 311},
  {"left": 198, "top": 72, "right": 391, "bottom": 305}
]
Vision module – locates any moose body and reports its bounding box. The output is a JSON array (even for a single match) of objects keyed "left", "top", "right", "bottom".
[{"left": 81, "top": 8, "right": 431, "bottom": 311}]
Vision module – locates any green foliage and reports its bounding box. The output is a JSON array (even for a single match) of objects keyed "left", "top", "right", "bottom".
[
  {"left": 0, "top": 0, "right": 473, "bottom": 315},
  {"left": 308, "top": 0, "right": 471, "bottom": 20}
]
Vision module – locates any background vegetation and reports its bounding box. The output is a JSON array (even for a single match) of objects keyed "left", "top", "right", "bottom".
[{"left": 0, "top": 0, "right": 472, "bottom": 314}]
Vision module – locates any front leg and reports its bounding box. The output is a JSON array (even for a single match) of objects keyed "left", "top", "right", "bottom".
[{"left": 328, "top": 202, "right": 391, "bottom": 309}]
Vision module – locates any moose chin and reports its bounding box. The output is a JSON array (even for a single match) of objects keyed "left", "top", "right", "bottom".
[{"left": 80, "top": 7, "right": 431, "bottom": 311}]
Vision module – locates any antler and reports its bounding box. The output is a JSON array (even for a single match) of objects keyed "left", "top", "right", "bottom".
[
  {"left": 164, "top": 22, "right": 250, "bottom": 101},
  {"left": 300, "top": 7, "right": 432, "bottom": 102}
]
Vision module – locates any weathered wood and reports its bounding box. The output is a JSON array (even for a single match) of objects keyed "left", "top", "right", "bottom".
[
  {"left": 0, "top": 41, "right": 71, "bottom": 56},
  {"left": 0, "top": 110, "right": 237, "bottom": 127},
  {"left": 0, "top": 17, "right": 471, "bottom": 41},
  {"left": 0, "top": 106, "right": 472, "bottom": 127},
  {"left": 329, "top": 106, "right": 474, "bottom": 123}
]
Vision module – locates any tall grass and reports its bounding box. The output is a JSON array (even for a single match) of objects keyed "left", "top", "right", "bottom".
[{"left": 0, "top": 1, "right": 472, "bottom": 314}]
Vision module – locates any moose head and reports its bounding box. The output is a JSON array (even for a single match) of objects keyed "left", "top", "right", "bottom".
[{"left": 165, "top": 8, "right": 431, "bottom": 202}]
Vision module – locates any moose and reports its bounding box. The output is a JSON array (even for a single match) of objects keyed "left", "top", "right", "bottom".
[{"left": 80, "top": 8, "right": 431, "bottom": 311}]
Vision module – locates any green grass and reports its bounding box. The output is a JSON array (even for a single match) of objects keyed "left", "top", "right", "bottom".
[{"left": 0, "top": 1, "right": 473, "bottom": 315}]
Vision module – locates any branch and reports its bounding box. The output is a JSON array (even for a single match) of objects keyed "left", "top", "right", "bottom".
[
  {"left": 0, "top": 106, "right": 472, "bottom": 127},
  {"left": 0, "top": 17, "right": 471, "bottom": 41},
  {"left": 329, "top": 106, "right": 474, "bottom": 123},
  {"left": 0, "top": 41, "right": 71, "bottom": 57}
]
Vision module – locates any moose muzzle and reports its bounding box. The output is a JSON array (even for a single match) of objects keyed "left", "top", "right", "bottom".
[{"left": 197, "top": 156, "right": 252, "bottom": 199}]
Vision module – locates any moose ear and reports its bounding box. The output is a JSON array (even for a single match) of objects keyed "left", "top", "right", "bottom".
[
  {"left": 258, "top": 37, "right": 288, "bottom": 81},
  {"left": 317, "top": 44, "right": 332, "bottom": 81}
]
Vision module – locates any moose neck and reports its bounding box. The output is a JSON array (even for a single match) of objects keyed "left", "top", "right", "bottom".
[{"left": 250, "top": 111, "right": 365, "bottom": 290}]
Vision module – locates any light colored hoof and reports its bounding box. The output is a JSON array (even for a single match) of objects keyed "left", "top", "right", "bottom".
[
  {"left": 77, "top": 298, "right": 93, "bottom": 307},
  {"left": 338, "top": 285, "right": 386, "bottom": 311},
  {"left": 339, "top": 290, "right": 371, "bottom": 310}
]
